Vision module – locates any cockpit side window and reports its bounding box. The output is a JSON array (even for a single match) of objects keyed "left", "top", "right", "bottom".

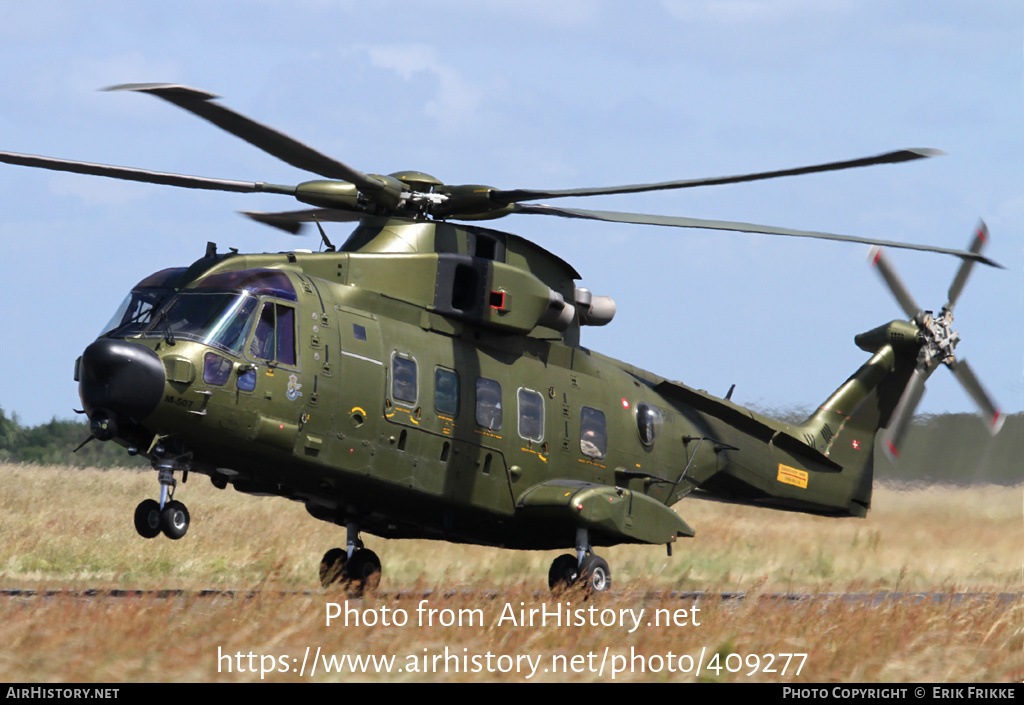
[
  {"left": 251, "top": 304, "right": 275, "bottom": 360},
  {"left": 275, "top": 305, "right": 296, "bottom": 366},
  {"left": 249, "top": 301, "right": 297, "bottom": 367}
]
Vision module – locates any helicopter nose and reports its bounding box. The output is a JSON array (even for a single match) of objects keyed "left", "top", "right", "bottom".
[{"left": 78, "top": 339, "right": 165, "bottom": 437}]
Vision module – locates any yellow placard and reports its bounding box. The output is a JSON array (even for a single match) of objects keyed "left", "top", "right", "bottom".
[{"left": 777, "top": 463, "right": 808, "bottom": 489}]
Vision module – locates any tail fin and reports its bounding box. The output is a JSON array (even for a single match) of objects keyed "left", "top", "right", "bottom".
[{"left": 794, "top": 322, "right": 926, "bottom": 515}]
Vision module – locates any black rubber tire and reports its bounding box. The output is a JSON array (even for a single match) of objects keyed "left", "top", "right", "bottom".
[
  {"left": 133, "top": 499, "right": 162, "bottom": 539},
  {"left": 160, "top": 500, "right": 190, "bottom": 540},
  {"left": 346, "top": 548, "right": 382, "bottom": 586},
  {"left": 578, "top": 555, "right": 611, "bottom": 592},
  {"left": 319, "top": 547, "right": 348, "bottom": 587},
  {"left": 548, "top": 553, "right": 579, "bottom": 591}
]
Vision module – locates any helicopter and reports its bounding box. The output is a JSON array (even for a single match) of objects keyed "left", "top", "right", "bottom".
[{"left": 0, "top": 84, "right": 1004, "bottom": 592}]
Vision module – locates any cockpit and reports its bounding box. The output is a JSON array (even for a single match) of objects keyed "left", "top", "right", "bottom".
[{"left": 103, "top": 268, "right": 298, "bottom": 362}]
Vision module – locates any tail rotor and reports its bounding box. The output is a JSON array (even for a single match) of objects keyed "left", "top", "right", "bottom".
[{"left": 868, "top": 222, "right": 1004, "bottom": 460}]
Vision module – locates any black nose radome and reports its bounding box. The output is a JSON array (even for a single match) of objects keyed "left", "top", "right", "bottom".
[{"left": 79, "top": 339, "right": 165, "bottom": 427}]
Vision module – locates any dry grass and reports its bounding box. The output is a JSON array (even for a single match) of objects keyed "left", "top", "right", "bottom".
[{"left": 0, "top": 464, "right": 1020, "bottom": 682}]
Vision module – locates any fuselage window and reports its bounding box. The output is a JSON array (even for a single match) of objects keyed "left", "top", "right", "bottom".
[
  {"left": 580, "top": 406, "right": 607, "bottom": 459},
  {"left": 249, "top": 300, "right": 297, "bottom": 367},
  {"left": 434, "top": 367, "right": 459, "bottom": 417},
  {"left": 636, "top": 402, "right": 663, "bottom": 446},
  {"left": 517, "top": 388, "right": 544, "bottom": 442},
  {"left": 392, "top": 354, "right": 418, "bottom": 406},
  {"left": 475, "top": 377, "right": 502, "bottom": 431}
]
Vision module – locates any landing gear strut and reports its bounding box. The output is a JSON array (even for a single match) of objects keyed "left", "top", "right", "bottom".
[
  {"left": 133, "top": 456, "right": 191, "bottom": 540},
  {"left": 548, "top": 528, "right": 612, "bottom": 593},
  {"left": 320, "top": 522, "right": 381, "bottom": 591}
]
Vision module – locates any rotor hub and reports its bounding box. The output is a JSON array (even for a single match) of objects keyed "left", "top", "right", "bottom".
[{"left": 917, "top": 308, "right": 959, "bottom": 369}]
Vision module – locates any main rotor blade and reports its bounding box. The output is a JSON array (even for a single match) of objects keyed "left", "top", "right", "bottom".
[
  {"left": 881, "top": 365, "right": 928, "bottom": 461},
  {"left": 869, "top": 246, "right": 923, "bottom": 319},
  {"left": 514, "top": 203, "right": 1002, "bottom": 266},
  {"left": 0, "top": 150, "right": 294, "bottom": 195},
  {"left": 946, "top": 222, "right": 988, "bottom": 310},
  {"left": 240, "top": 208, "right": 365, "bottom": 234},
  {"left": 492, "top": 148, "right": 942, "bottom": 204},
  {"left": 105, "top": 83, "right": 384, "bottom": 193},
  {"left": 947, "top": 358, "right": 1005, "bottom": 435}
]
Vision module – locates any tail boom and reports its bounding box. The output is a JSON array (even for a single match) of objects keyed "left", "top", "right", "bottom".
[{"left": 681, "top": 325, "right": 924, "bottom": 518}]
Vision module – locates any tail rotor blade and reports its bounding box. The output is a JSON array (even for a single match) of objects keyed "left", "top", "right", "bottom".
[
  {"left": 881, "top": 365, "right": 928, "bottom": 461},
  {"left": 869, "top": 246, "right": 923, "bottom": 320},
  {"left": 948, "top": 358, "right": 1004, "bottom": 435},
  {"left": 946, "top": 222, "right": 988, "bottom": 311}
]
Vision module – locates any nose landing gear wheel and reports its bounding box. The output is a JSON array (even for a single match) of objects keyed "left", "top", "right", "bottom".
[
  {"left": 133, "top": 499, "right": 162, "bottom": 539},
  {"left": 160, "top": 500, "right": 190, "bottom": 540}
]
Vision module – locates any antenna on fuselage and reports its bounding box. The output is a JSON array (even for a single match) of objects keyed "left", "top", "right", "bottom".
[{"left": 313, "top": 215, "right": 335, "bottom": 252}]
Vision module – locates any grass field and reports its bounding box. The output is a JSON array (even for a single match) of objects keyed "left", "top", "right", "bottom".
[{"left": 0, "top": 464, "right": 1020, "bottom": 682}]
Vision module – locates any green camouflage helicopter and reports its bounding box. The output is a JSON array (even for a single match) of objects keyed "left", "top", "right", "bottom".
[{"left": 0, "top": 84, "right": 1004, "bottom": 592}]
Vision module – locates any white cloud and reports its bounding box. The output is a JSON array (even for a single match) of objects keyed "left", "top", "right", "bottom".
[{"left": 367, "top": 44, "right": 487, "bottom": 132}]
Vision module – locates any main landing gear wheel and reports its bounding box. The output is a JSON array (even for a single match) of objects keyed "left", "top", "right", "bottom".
[
  {"left": 319, "top": 546, "right": 382, "bottom": 592},
  {"left": 578, "top": 555, "right": 611, "bottom": 593},
  {"left": 548, "top": 554, "right": 579, "bottom": 591},
  {"left": 549, "top": 527, "right": 612, "bottom": 594},
  {"left": 346, "top": 548, "right": 382, "bottom": 587},
  {"left": 160, "top": 500, "right": 190, "bottom": 540},
  {"left": 547, "top": 553, "right": 612, "bottom": 593},
  {"left": 319, "top": 547, "right": 348, "bottom": 587},
  {"left": 133, "top": 499, "right": 162, "bottom": 539}
]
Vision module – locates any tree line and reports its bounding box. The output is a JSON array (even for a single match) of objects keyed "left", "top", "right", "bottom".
[{"left": 0, "top": 407, "right": 146, "bottom": 468}]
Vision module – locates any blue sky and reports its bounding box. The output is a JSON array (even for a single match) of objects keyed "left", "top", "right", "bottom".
[{"left": 0, "top": 1, "right": 1020, "bottom": 427}]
